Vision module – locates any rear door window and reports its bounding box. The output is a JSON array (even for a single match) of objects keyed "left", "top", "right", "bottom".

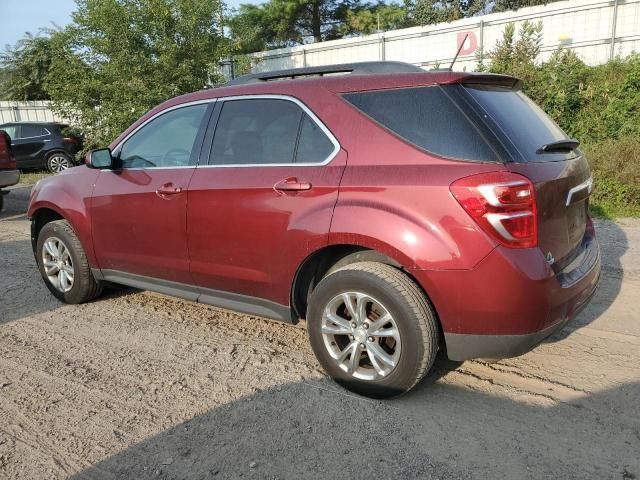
[
  {"left": 343, "top": 86, "right": 499, "bottom": 162},
  {"left": 463, "top": 85, "right": 577, "bottom": 162},
  {"left": 211, "top": 99, "right": 300, "bottom": 165},
  {"left": 209, "top": 98, "right": 336, "bottom": 166}
]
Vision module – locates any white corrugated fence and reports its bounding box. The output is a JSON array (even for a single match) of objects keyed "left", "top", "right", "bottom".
[
  {"left": 250, "top": 0, "right": 640, "bottom": 73},
  {"left": 0, "top": 101, "right": 69, "bottom": 125}
]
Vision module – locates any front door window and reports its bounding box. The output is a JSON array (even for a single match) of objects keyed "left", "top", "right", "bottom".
[{"left": 119, "top": 104, "right": 208, "bottom": 168}]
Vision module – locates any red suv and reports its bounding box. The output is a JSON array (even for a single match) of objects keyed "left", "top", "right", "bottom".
[{"left": 27, "top": 62, "right": 600, "bottom": 397}]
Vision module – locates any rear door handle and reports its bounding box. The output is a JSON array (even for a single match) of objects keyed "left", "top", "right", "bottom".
[
  {"left": 156, "top": 183, "right": 183, "bottom": 196},
  {"left": 274, "top": 177, "right": 312, "bottom": 193}
]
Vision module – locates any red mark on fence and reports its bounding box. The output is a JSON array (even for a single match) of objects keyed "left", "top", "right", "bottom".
[{"left": 457, "top": 31, "right": 478, "bottom": 55}]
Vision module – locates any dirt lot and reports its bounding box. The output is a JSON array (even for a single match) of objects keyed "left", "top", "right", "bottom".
[{"left": 1, "top": 187, "right": 639, "bottom": 480}]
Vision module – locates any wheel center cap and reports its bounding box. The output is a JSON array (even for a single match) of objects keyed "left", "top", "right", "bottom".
[{"left": 353, "top": 327, "right": 367, "bottom": 343}]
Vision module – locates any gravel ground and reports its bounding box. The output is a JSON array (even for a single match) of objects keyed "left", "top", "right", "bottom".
[{"left": 1, "top": 188, "right": 639, "bottom": 480}]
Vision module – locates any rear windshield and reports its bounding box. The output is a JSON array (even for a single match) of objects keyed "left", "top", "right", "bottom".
[
  {"left": 343, "top": 86, "right": 499, "bottom": 162},
  {"left": 463, "top": 85, "right": 577, "bottom": 162}
]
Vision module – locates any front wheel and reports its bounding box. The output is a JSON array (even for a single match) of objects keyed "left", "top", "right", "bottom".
[
  {"left": 307, "top": 262, "right": 439, "bottom": 398},
  {"left": 36, "top": 220, "right": 102, "bottom": 303},
  {"left": 47, "top": 153, "right": 73, "bottom": 173}
]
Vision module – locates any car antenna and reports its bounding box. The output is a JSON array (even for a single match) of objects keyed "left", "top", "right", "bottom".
[{"left": 448, "top": 33, "right": 469, "bottom": 71}]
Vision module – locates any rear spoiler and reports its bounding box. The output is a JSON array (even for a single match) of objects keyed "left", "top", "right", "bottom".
[{"left": 455, "top": 73, "right": 522, "bottom": 89}]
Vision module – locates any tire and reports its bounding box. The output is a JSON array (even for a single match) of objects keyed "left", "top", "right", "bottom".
[
  {"left": 307, "top": 262, "right": 439, "bottom": 398},
  {"left": 0, "top": 194, "right": 3, "bottom": 212},
  {"left": 36, "top": 220, "right": 102, "bottom": 303},
  {"left": 47, "top": 152, "right": 73, "bottom": 173}
]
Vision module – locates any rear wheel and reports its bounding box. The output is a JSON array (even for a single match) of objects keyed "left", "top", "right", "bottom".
[
  {"left": 47, "top": 153, "right": 73, "bottom": 173},
  {"left": 36, "top": 220, "right": 102, "bottom": 303},
  {"left": 307, "top": 262, "right": 439, "bottom": 398}
]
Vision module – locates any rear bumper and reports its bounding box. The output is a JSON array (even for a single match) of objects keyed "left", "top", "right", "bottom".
[
  {"left": 442, "top": 272, "right": 598, "bottom": 360},
  {"left": 0, "top": 169, "right": 20, "bottom": 188},
  {"left": 410, "top": 229, "right": 601, "bottom": 361}
]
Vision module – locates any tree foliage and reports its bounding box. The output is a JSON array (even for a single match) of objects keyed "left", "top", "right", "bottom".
[
  {"left": 492, "top": 0, "right": 548, "bottom": 13},
  {"left": 406, "top": 0, "right": 487, "bottom": 25},
  {"left": 229, "top": 0, "right": 363, "bottom": 50},
  {"left": 481, "top": 20, "right": 542, "bottom": 86},
  {"left": 343, "top": 2, "right": 408, "bottom": 35},
  {"left": 0, "top": 31, "right": 56, "bottom": 101},
  {"left": 227, "top": 4, "right": 280, "bottom": 53},
  {"left": 45, "top": 0, "right": 226, "bottom": 147}
]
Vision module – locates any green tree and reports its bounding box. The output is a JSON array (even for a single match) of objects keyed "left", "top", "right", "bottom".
[
  {"left": 492, "top": 0, "right": 549, "bottom": 13},
  {"left": 405, "top": 0, "right": 487, "bottom": 26},
  {"left": 227, "top": 4, "right": 280, "bottom": 53},
  {"left": 483, "top": 21, "right": 542, "bottom": 87},
  {"left": 343, "top": 2, "right": 408, "bottom": 35},
  {"left": 0, "top": 30, "right": 56, "bottom": 101},
  {"left": 229, "top": 0, "right": 362, "bottom": 49},
  {"left": 46, "top": 0, "right": 225, "bottom": 148}
]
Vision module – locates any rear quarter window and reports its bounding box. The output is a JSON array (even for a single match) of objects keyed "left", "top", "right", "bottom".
[{"left": 343, "top": 86, "right": 499, "bottom": 162}]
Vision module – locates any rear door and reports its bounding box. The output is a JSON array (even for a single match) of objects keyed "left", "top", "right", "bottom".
[
  {"left": 461, "top": 84, "right": 592, "bottom": 267},
  {"left": 91, "top": 102, "right": 212, "bottom": 284},
  {"left": 187, "top": 95, "right": 346, "bottom": 308}
]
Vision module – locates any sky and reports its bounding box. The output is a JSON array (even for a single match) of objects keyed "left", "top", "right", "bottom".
[{"left": 1, "top": 0, "right": 261, "bottom": 47}]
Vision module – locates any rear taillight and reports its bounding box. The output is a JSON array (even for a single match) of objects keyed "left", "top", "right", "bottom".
[
  {"left": 450, "top": 172, "right": 537, "bottom": 248},
  {"left": 0, "top": 131, "right": 16, "bottom": 169},
  {"left": 63, "top": 137, "right": 77, "bottom": 144}
]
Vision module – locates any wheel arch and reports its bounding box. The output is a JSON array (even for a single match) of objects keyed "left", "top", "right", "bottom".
[
  {"left": 30, "top": 206, "right": 67, "bottom": 253},
  {"left": 29, "top": 202, "right": 98, "bottom": 268},
  {"left": 290, "top": 241, "right": 442, "bottom": 323},
  {"left": 45, "top": 149, "right": 72, "bottom": 159}
]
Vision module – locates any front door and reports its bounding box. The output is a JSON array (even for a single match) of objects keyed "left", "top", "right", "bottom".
[
  {"left": 91, "top": 102, "right": 211, "bottom": 284},
  {"left": 187, "top": 96, "right": 345, "bottom": 307},
  {"left": 11, "top": 125, "right": 50, "bottom": 168}
]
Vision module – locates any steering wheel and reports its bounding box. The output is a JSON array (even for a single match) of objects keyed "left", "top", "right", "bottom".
[{"left": 161, "top": 148, "right": 190, "bottom": 166}]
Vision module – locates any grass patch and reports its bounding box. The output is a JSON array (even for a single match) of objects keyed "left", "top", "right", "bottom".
[
  {"left": 18, "top": 170, "right": 53, "bottom": 186},
  {"left": 584, "top": 137, "right": 640, "bottom": 219}
]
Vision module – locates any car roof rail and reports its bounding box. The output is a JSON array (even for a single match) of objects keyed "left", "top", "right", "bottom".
[{"left": 225, "top": 61, "right": 425, "bottom": 86}]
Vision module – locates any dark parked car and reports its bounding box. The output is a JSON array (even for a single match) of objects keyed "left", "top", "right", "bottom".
[
  {"left": 27, "top": 62, "right": 600, "bottom": 398},
  {"left": 0, "top": 130, "right": 20, "bottom": 211},
  {"left": 0, "top": 122, "right": 82, "bottom": 173}
]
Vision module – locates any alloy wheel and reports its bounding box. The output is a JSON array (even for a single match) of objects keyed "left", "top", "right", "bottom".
[
  {"left": 321, "top": 292, "right": 401, "bottom": 381},
  {"left": 49, "top": 155, "right": 71, "bottom": 173},
  {"left": 42, "top": 236, "right": 75, "bottom": 292}
]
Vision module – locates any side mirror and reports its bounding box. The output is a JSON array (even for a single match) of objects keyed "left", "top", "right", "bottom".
[{"left": 86, "top": 148, "right": 114, "bottom": 169}]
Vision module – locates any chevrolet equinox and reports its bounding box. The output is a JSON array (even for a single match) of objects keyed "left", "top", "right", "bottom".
[{"left": 27, "top": 62, "right": 601, "bottom": 398}]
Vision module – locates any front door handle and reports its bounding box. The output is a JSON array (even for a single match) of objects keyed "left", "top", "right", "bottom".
[
  {"left": 274, "top": 177, "right": 312, "bottom": 193},
  {"left": 156, "top": 183, "right": 183, "bottom": 197}
]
